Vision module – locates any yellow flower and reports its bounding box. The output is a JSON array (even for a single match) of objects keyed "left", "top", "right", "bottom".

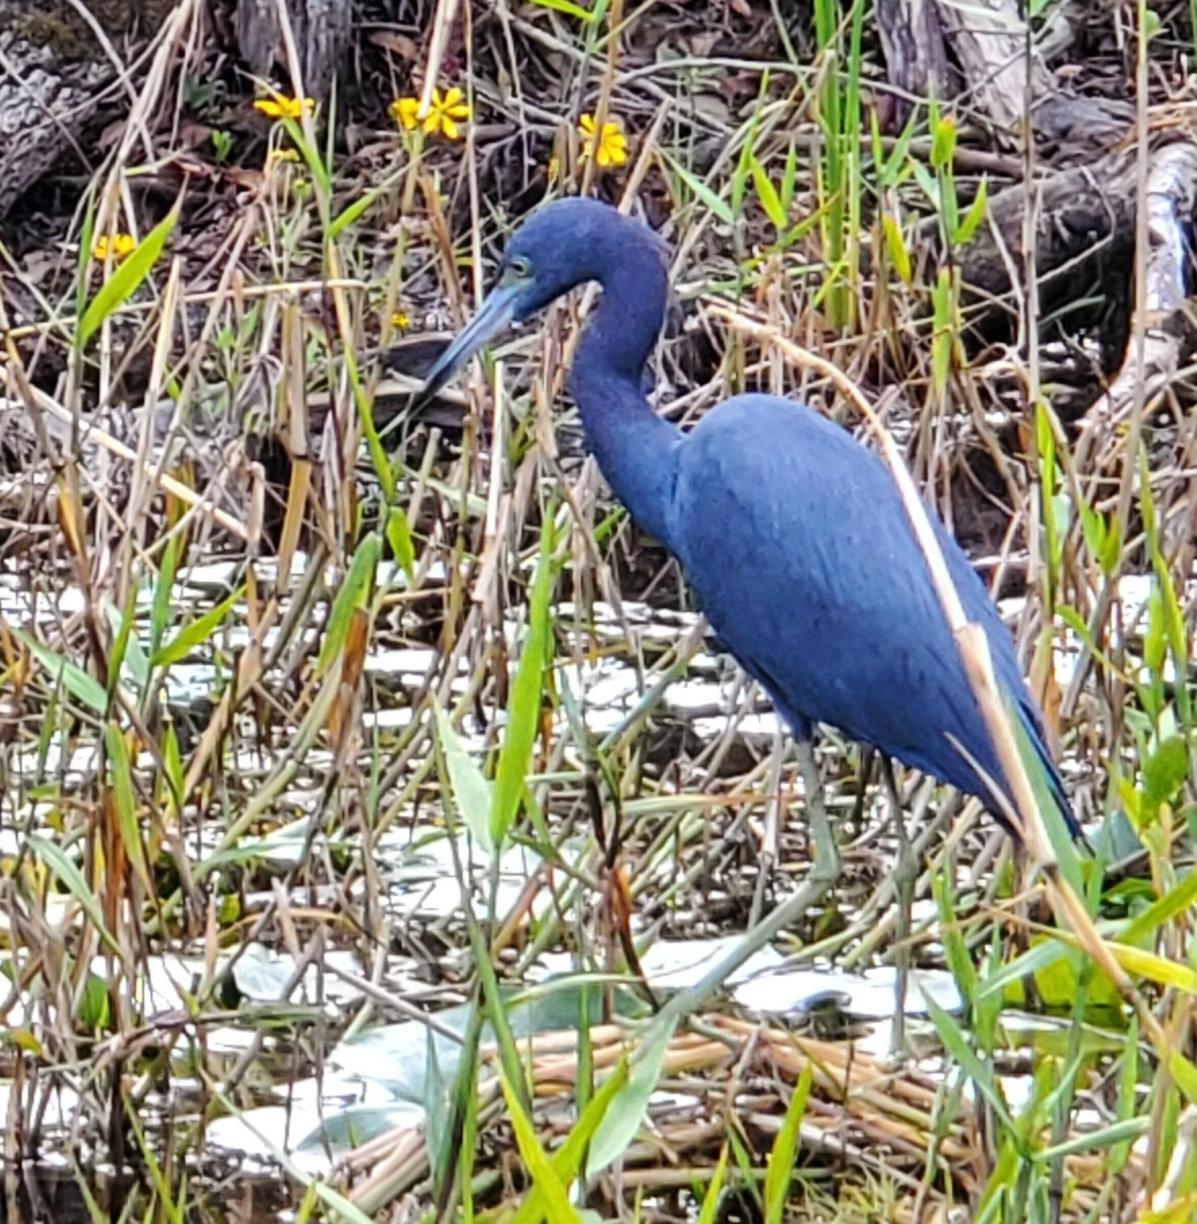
[
  {"left": 390, "top": 310, "right": 411, "bottom": 331},
  {"left": 93, "top": 233, "right": 136, "bottom": 261},
  {"left": 390, "top": 97, "right": 421, "bottom": 131},
  {"left": 270, "top": 147, "right": 300, "bottom": 162},
  {"left": 254, "top": 94, "right": 315, "bottom": 120},
  {"left": 390, "top": 87, "right": 471, "bottom": 140},
  {"left": 579, "top": 113, "right": 628, "bottom": 168}
]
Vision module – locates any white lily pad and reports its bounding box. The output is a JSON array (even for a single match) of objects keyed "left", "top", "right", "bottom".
[{"left": 734, "top": 964, "right": 963, "bottom": 1019}]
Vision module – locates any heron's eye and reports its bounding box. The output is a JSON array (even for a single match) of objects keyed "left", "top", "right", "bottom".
[{"left": 507, "top": 255, "right": 533, "bottom": 280}]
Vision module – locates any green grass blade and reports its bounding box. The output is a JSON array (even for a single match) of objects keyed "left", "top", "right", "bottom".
[
  {"left": 149, "top": 535, "right": 179, "bottom": 661},
  {"left": 764, "top": 1063, "right": 812, "bottom": 1223},
  {"left": 152, "top": 584, "right": 245, "bottom": 670},
  {"left": 587, "top": 1017, "right": 676, "bottom": 1175},
  {"left": 385, "top": 506, "right": 416, "bottom": 583},
  {"left": 512, "top": 1056, "right": 631, "bottom": 1224},
  {"left": 316, "top": 534, "right": 380, "bottom": 675},
  {"left": 659, "top": 152, "right": 734, "bottom": 226},
  {"left": 79, "top": 206, "right": 179, "bottom": 348},
  {"left": 27, "top": 835, "right": 119, "bottom": 953},
  {"left": 922, "top": 991, "right": 1016, "bottom": 1133},
  {"left": 106, "top": 721, "right": 150, "bottom": 890},
  {"left": 491, "top": 518, "right": 555, "bottom": 847},
  {"left": 328, "top": 187, "right": 384, "bottom": 239},
  {"left": 529, "top": 0, "right": 599, "bottom": 19},
  {"left": 15, "top": 628, "right": 107, "bottom": 713},
  {"left": 500, "top": 1069, "right": 582, "bottom": 1222},
  {"left": 436, "top": 703, "right": 495, "bottom": 855},
  {"left": 696, "top": 1143, "right": 730, "bottom": 1224},
  {"left": 750, "top": 155, "right": 786, "bottom": 230}
]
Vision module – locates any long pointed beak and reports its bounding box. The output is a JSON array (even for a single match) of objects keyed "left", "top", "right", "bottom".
[{"left": 416, "top": 283, "right": 521, "bottom": 405}]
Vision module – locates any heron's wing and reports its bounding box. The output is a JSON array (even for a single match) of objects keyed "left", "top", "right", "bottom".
[{"left": 669, "top": 394, "right": 1072, "bottom": 830}]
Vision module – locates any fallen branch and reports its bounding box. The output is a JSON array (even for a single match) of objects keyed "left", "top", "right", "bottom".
[{"left": 1077, "top": 138, "right": 1197, "bottom": 448}]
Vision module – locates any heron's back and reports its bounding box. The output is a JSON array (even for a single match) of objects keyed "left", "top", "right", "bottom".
[{"left": 667, "top": 394, "right": 1073, "bottom": 832}]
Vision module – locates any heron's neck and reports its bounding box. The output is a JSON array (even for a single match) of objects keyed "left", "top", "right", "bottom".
[{"left": 568, "top": 258, "right": 681, "bottom": 546}]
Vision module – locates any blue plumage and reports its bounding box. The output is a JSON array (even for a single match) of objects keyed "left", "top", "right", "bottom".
[{"left": 421, "top": 197, "right": 1076, "bottom": 837}]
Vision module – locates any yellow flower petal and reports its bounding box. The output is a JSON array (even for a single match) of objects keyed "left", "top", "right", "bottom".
[
  {"left": 443, "top": 86, "right": 463, "bottom": 108},
  {"left": 441, "top": 117, "right": 459, "bottom": 140},
  {"left": 579, "top": 113, "right": 596, "bottom": 135},
  {"left": 255, "top": 95, "right": 313, "bottom": 120},
  {"left": 94, "top": 233, "right": 136, "bottom": 260},
  {"left": 390, "top": 97, "right": 421, "bottom": 130}
]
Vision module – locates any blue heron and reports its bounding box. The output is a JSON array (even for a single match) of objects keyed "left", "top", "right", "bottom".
[{"left": 420, "top": 198, "right": 1077, "bottom": 1015}]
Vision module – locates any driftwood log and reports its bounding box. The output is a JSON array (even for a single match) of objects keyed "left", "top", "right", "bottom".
[
  {"left": 1077, "top": 139, "right": 1197, "bottom": 443},
  {"left": 882, "top": 0, "right": 1197, "bottom": 427},
  {"left": 0, "top": 3, "right": 115, "bottom": 220},
  {"left": 235, "top": 0, "right": 352, "bottom": 104},
  {"left": 0, "top": 0, "right": 349, "bottom": 226}
]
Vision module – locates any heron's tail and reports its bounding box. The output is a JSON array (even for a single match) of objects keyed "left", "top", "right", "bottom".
[{"left": 1016, "top": 698, "right": 1083, "bottom": 842}]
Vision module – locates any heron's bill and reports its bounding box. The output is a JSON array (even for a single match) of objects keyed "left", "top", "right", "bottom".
[{"left": 416, "top": 282, "right": 521, "bottom": 405}]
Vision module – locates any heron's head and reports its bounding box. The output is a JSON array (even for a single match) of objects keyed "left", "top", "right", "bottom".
[{"left": 418, "top": 198, "right": 661, "bottom": 400}]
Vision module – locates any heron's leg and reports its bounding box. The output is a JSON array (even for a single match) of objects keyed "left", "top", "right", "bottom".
[
  {"left": 750, "top": 724, "right": 787, "bottom": 927},
  {"left": 650, "top": 736, "right": 838, "bottom": 1034},
  {"left": 795, "top": 737, "right": 839, "bottom": 889},
  {"left": 882, "top": 754, "right": 917, "bottom": 1056},
  {"left": 850, "top": 745, "right": 877, "bottom": 838}
]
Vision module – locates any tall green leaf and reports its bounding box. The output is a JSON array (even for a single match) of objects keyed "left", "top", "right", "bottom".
[
  {"left": 511, "top": 1056, "right": 631, "bottom": 1224},
  {"left": 764, "top": 1063, "right": 812, "bottom": 1223},
  {"left": 587, "top": 1018, "right": 676, "bottom": 1175},
  {"left": 152, "top": 584, "right": 245, "bottom": 669},
  {"left": 79, "top": 207, "right": 180, "bottom": 348},
  {"left": 499, "top": 1070, "right": 581, "bottom": 1223},
  {"left": 317, "top": 534, "right": 380, "bottom": 675},
  {"left": 491, "top": 520, "right": 555, "bottom": 847},
  {"left": 15, "top": 629, "right": 107, "bottom": 713},
  {"left": 435, "top": 703, "right": 495, "bottom": 855},
  {"left": 28, "top": 835, "right": 119, "bottom": 953},
  {"left": 106, "top": 721, "right": 150, "bottom": 890}
]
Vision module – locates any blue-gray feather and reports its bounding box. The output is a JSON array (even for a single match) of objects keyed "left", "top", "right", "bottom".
[
  {"left": 444, "top": 197, "right": 1076, "bottom": 837},
  {"left": 669, "top": 395, "right": 1072, "bottom": 831}
]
